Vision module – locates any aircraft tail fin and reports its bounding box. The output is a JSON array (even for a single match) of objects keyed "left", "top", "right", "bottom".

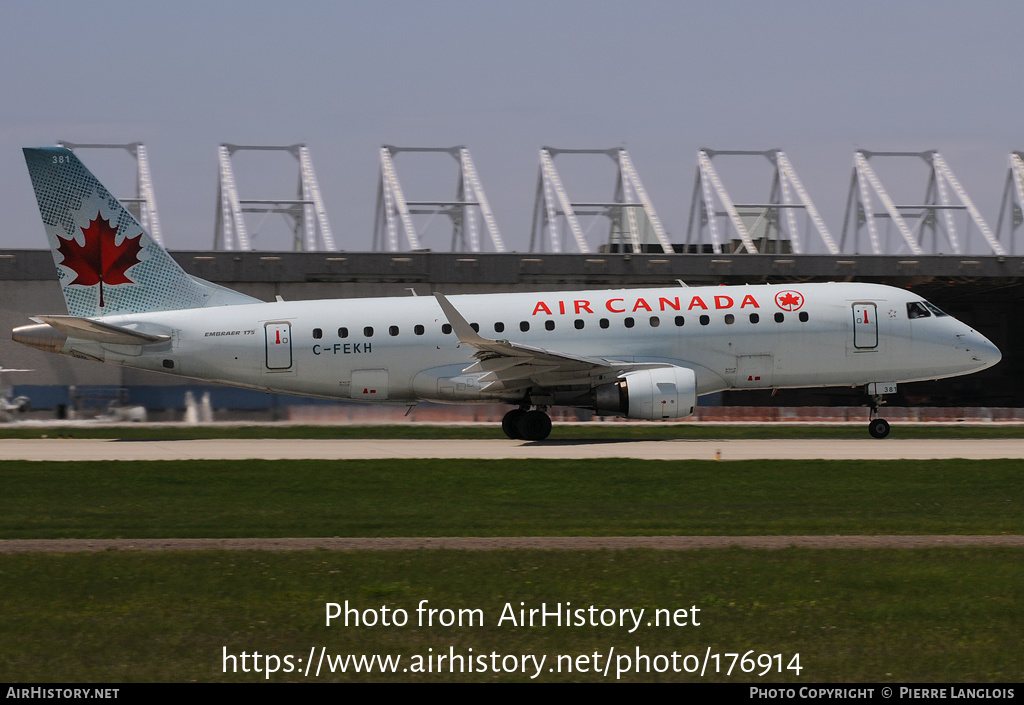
[{"left": 23, "top": 147, "right": 258, "bottom": 317}]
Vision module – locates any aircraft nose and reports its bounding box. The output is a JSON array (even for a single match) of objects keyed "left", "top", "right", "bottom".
[{"left": 962, "top": 330, "right": 1001, "bottom": 370}]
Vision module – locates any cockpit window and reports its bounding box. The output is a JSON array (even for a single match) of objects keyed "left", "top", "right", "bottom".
[
  {"left": 923, "top": 302, "right": 949, "bottom": 317},
  {"left": 906, "top": 302, "right": 931, "bottom": 319}
]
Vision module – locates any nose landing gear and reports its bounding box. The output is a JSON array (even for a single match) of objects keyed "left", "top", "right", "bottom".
[
  {"left": 867, "top": 394, "right": 890, "bottom": 439},
  {"left": 868, "top": 416, "right": 890, "bottom": 439},
  {"left": 501, "top": 406, "right": 552, "bottom": 441}
]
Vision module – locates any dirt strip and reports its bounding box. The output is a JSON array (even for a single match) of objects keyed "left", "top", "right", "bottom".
[{"left": 1, "top": 535, "right": 1022, "bottom": 553}]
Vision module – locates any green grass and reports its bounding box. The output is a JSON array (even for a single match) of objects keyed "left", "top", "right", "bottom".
[
  {"left": 2, "top": 423, "right": 1024, "bottom": 440},
  {"left": 0, "top": 459, "right": 1020, "bottom": 538},
  {"left": 0, "top": 549, "right": 1020, "bottom": 682}
]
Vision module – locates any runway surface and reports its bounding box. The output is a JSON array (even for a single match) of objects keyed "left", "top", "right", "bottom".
[{"left": 1, "top": 437, "right": 1022, "bottom": 461}]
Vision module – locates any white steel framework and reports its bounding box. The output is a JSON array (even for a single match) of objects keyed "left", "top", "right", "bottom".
[
  {"left": 840, "top": 150, "right": 1004, "bottom": 256},
  {"left": 372, "top": 146, "right": 505, "bottom": 253},
  {"left": 58, "top": 142, "right": 164, "bottom": 245},
  {"left": 685, "top": 149, "right": 837, "bottom": 255},
  {"left": 529, "top": 148, "right": 672, "bottom": 254},
  {"left": 995, "top": 151, "right": 1024, "bottom": 255},
  {"left": 214, "top": 144, "right": 335, "bottom": 252}
]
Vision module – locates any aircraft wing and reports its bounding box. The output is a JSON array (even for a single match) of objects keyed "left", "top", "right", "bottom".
[
  {"left": 32, "top": 316, "right": 170, "bottom": 346},
  {"left": 434, "top": 293, "right": 661, "bottom": 392}
]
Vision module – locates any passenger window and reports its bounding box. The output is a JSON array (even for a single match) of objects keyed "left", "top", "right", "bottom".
[
  {"left": 470, "top": 323, "right": 480, "bottom": 332},
  {"left": 749, "top": 313, "right": 759, "bottom": 324},
  {"left": 600, "top": 318, "right": 610, "bottom": 329},
  {"left": 364, "top": 326, "right": 374, "bottom": 337},
  {"left": 650, "top": 316, "right": 660, "bottom": 327},
  {"left": 799, "top": 312, "right": 809, "bottom": 323},
  {"left": 442, "top": 324, "right": 452, "bottom": 335},
  {"left": 675, "top": 316, "right": 685, "bottom": 326},
  {"left": 545, "top": 320, "right": 555, "bottom": 331},
  {"left": 624, "top": 317, "right": 635, "bottom": 328},
  {"left": 774, "top": 313, "right": 784, "bottom": 323},
  {"left": 520, "top": 321, "right": 530, "bottom": 332},
  {"left": 313, "top": 328, "right": 322, "bottom": 339},
  {"left": 724, "top": 314, "right": 734, "bottom": 325},
  {"left": 494, "top": 322, "right": 505, "bottom": 333},
  {"left": 414, "top": 325, "right": 424, "bottom": 335},
  {"left": 699, "top": 315, "right": 710, "bottom": 326},
  {"left": 338, "top": 327, "right": 348, "bottom": 339},
  {"left": 907, "top": 302, "right": 931, "bottom": 319},
  {"left": 574, "top": 319, "right": 585, "bottom": 330},
  {"left": 389, "top": 325, "right": 399, "bottom": 336}
]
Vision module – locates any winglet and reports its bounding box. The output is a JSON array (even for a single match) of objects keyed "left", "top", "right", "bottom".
[{"left": 434, "top": 293, "right": 489, "bottom": 345}]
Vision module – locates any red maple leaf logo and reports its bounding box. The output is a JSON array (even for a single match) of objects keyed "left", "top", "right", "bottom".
[
  {"left": 774, "top": 290, "right": 804, "bottom": 311},
  {"left": 56, "top": 213, "right": 142, "bottom": 308}
]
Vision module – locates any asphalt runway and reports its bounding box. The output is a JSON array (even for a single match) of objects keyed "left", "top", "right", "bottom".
[{"left": 1, "top": 437, "right": 1023, "bottom": 461}]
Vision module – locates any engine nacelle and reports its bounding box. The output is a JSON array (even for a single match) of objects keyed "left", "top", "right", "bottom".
[{"left": 593, "top": 366, "right": 697, "bottom": 420}]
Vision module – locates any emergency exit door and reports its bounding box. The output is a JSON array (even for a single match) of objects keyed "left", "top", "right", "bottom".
[
  {"left": 265, "top": 322, "right": 292, "bottom": 370},
  {"left": 852, "top": 303, "right": 878, "bottom": 349}
]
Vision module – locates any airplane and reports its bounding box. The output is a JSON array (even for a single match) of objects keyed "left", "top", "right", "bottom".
[
  {"left": 0, "top": 367, "right": 32, "bottom": 420},
  {"left": 12, "top": 147, "right": 1002, "bottom": 440}
]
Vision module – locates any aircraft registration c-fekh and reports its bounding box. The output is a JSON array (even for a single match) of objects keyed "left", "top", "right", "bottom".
[{"left": 13, "top": 147, "right": 1002, "bottom": 440}]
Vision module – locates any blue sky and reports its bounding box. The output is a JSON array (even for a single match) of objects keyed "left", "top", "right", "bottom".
[{"left": 2, "top": 0, "right": 1022, "bottom": 253}]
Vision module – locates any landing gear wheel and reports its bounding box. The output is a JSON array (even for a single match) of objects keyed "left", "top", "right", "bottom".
[
  {"left": 502, "top": 409, "right": 526, "bottom": 439},
  {"left": 517, "top": 409, "right": 552, "bottom": 441},
  {"left": 868, "top": 418, "right": 890, "bottom": 439}
]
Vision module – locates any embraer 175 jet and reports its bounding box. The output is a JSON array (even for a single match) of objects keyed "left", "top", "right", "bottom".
[{"left": 13, "top": 147, "right": 1001, "bottom": 439}]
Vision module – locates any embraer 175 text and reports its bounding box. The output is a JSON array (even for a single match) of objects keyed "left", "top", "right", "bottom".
[{"left": 13, "top": 147, "right": 1001, "bottom": 439}]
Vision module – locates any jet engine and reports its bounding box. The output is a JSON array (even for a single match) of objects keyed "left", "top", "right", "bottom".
[{"left": 593, "top": 366, "right": 697, "bottom": 420}]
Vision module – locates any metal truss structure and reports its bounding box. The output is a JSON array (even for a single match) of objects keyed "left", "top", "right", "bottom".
[
  {"left": 55, "top": 141, "right": 1024, "bottom": 256},
  {"left": 214, "top": 144, "right": 334, "bottom": 252},
  {"left": 529, "top": 148, "right": 672, "bottom": 254},
  {"left": 840, "top": 150, "right": 1004, "bottom": 256},
  {"left": 996, "top": 152, "right": 1024, "bottom": 255},
  {"left": 684, "top": 149, "right": 837, "bottom": 256},
  {"left": 372, "top": 146, "right": 504, "bottom": 253},
  {"left": 58, "top": 142, "right": 164, "bottom": 246}
]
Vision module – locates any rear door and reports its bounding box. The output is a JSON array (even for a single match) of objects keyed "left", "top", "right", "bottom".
[{"left": 265, "top": 322, "right": 293, "bottom": 370}]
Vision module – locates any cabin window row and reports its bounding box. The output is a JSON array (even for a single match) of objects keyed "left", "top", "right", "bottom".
[{"left": 310, "top": 311, "right": 809, "bottom": 339}]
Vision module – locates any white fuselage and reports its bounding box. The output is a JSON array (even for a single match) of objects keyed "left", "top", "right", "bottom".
[{"left": 51, "top": 282, "right": 1000, "bottom": 407}]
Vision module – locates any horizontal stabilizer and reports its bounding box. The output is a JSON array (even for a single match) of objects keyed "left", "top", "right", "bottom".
[{"left": 34, "top": 315, "right": 170, "bottom": 346}]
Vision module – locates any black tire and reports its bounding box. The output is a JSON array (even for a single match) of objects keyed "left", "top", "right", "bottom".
[
  {"left": 502, "top": 409, "right": 526, "bottom": 439},
  {"left": 868, "top": 418, "right": 890, "bottom": 439},
  {"left": 517, "top": 409, "right": 552, "bottom": 441}
]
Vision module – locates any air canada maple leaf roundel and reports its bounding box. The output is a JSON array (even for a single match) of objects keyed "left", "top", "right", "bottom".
[
  {"left": 774, "top": 290, "right": 804, "bottom": 311},
  {"left": 56, "top": 212, "right": 142, "bottom": 307}
]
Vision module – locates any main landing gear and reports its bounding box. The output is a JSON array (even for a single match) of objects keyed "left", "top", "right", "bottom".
[
  {"left": 502, "top": 407, "right": 552, "bottom": 441},
  {"left": 867, "top": 395, "right": 890, "bottom": 439}
]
